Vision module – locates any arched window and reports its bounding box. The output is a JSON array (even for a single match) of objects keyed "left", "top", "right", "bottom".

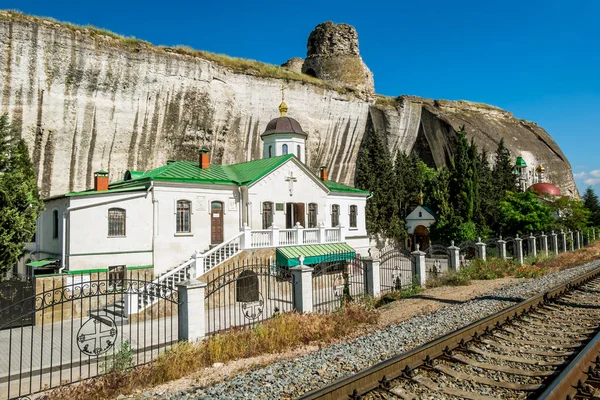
[
  {"left": 297, "top": 145, "right": 301, "bottom": 159},
  {"left": 176, "top": 200, "right": 191, "bottom": 233},
  {"left": 282, "top": 144, "right": 288, "bottom": 155},
  {"left": 52, "top": 210, "right": 59, "bottom": 239},
  {"left": 268, "top": 145, "right": 273, "bottom": 158},
  {"left": 331, "top": 204, "right": 340, "bottom": 227},
  {"left": 108, "top": 208, "right": 126, "bottom": 237},
  {"left": 262, "top": 202, "right": 274, "bottom": 229},
  {"left": 418, "top": 211, "right": 422, "bottom": 218},
  {"left": 349, "top": 205, "right": 357, "bottom": 228},
  {"left": 308, "top": 203, "right": 318, "bottom": 228}
]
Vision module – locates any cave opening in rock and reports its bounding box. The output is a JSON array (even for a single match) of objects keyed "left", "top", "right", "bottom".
[{"left": 305, "top": 68, "right": 317, "bottom": 78}]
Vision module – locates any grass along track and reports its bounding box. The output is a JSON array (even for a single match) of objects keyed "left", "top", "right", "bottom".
[{"left": 298, "top": 265, "right": 600, "bottom": 400}]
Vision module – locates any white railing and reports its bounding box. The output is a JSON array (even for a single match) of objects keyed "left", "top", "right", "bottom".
[
  {"left": 251, "top": 230, "right": 272, "bottom": 248},
  {"left": 200, "top": 232, "right": 243, "bottom": 273},
  {"left": 303, "top": 229, "right": 319, "bottom": 244},
  {"left": 126, "top": 256, "right": 195, "bottom": 316},
  {"left": 279, "top": 229, "right": 297, "bottom": 246},
  {"left": 324, "top": 228, "right": 341, "bottom": 243}
]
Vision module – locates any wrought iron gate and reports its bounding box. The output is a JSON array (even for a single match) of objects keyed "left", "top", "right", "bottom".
[
  {"left": 379, "top": 246, "right": 414, "bottom": 293},
  {"left": 0, "top": 275, "right": 35, "bottom": 329},
  {"left": 424, "top": 245, "right": 450, "bottom": 279},
  {"left": 312, "top": 255, "right": 367, "bottom": 313},
  {"left": 0, "top": 272, "right": 178, "bottom": 400},
  {"left": 204, "top": 259, "right": 294, "bottom": 335}
]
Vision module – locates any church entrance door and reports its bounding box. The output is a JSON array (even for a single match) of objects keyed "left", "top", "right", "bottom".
[
  {"left": 211, "top": 201, "right": 224, "bottom": 244},
  {"left": 286, "top": 203, "right": 305, "bottom": 228}
]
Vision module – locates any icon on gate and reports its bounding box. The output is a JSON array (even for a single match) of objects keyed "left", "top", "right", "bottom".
[{"left": 77, "top": 315, "right": 118, "bottom": 356}]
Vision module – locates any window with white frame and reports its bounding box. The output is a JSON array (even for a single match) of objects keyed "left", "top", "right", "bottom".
[
  {"left": 331, "top": 204, "right": 340, "bottom": 227},
  {"left": 52, "top": 210, "right": 59, "bottom": 239},
  {"left": 308, "top": 203, "right": 318, "bottom": 228},
  {"left": 282, "top": 144, "right": 288, "bottom": 155},
  {"left": 176, "top": 200, "right": 191, "bottom": 233},
  {"left": 349, "top": 205, "right": 357, "bottom": 228},
  {"left": 108, "top": 208, "right": 126, "bottom": 237}
]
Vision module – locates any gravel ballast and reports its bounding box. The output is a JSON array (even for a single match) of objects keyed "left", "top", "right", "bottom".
[{"left": 149, "top": 260, "right": 600, "bottom": 400}]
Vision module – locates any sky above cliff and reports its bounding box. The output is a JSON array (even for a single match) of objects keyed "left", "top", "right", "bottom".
[{"left": 6, "top": 0, "right": 600, "bottom": 195}]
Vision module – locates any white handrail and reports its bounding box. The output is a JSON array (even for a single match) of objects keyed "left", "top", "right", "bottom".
[{"left": 202, "top": 232, "right": 243, "bottom": 259}]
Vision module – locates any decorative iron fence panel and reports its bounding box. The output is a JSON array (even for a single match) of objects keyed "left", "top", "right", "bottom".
[
  {"left": 312, "top": 255, "right": 367, "bottom": 313},
  {"left": 0, "top": 271, "right": 178, "bottom": 400},
  {"left": 522, "top": 238, "right": 530, "bottom": 258},
  {"left": 505, "top": 237, "right": 515, "bottom": 259},
  {"left": 424, "top": 245, "right": 450, "bottom": 280},
  {"left": 457, "top": 241, "right": 479, "bottom": 266},
  {"left": 485, "top": 239, "right": 499, "bottom": 258},
  {"left": 379, "top": 247, "right": 414, "bottom": 294},
  {"left": 0, "top": 275, "right": 35, "bottom": 329},
  {"left": 204, "top": 260, "right": 294, "bottom": 336}
]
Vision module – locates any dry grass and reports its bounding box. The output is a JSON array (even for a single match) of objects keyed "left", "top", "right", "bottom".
[
  {"left": 44, "top": 304, "right": 377, "bottom": 400},
  {"left": 536, "top": 241, "right": 600, "bottom": 272},
  {"left": 0, "top": 10, "right": 351, "bottom": 93},
  {"left": 374, "top": 95, "right": 399, "bottom": 107}
]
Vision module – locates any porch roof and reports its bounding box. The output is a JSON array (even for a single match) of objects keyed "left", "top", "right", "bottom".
[
  {"left": 276, "top": 243, "right": 356, "bottom": 267},
  {"left": 26, "top": 259, "right": 59, "bottom": 268}
]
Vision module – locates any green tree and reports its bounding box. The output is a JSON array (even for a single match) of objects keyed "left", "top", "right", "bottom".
[
  {"left": 498, "top": 191, "right": 553, "bottom": 234},
  {"left": 0, "top": 115, "right": 43, "bottom": 275},
  {"left": 492, "top": 138, "right": 517, "bottom": 195},
  {"left": 550, "top": 197, "right": 590, "bottom": 231},
  {"left": 582, "top": 187, "right": 600, "bottom": 227}
]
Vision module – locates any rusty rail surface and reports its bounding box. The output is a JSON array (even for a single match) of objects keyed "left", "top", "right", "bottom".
[{"left": 298, "top": 265, "right": 600, "bottom": 400}]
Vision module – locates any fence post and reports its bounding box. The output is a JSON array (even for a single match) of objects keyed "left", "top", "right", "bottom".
[
  {"left": 515, "top": 235, "right": 524, "bottom": 265},
  {"left": 587, "top": 230, "right": 591, "bottom": 246},
  {"left": 498, "top": 236, "right": 507, "bottom": 260},
  {"left": 541, "top": 232, "right": 548, "bottom": 257},
  {"left": 412, "top": 245, "right": 427, "bottom": 287},
  {"left": 271, "top": 224, "right": 280, "bottom": 247},
  {"left": 363, "top": 257, "right": 381, "bottom": 298},
  {"left": 295, "top": 222, "right": 304, "bottom": 245},
  {"left": 551, "top": 231, "right": 558, "bottom": 254},
  {"left": 576, "top": 231, "right": 581, "bottom": 249},
  {"left": 529, "top": 234, "right": 537, "bottom": 258},
  {"left": 448, "top": 240, "right": 460, "bottom": 271},
  {"left": 290, "top": 256, "right": 314, "bottom": 313},
  {"left": 177, "top": 280, "right": 207, "bottom": 342},
  {"left": 475, "top": 237, "right": 486, "bottom": 261},
  {"left": 318, "top": 221, "right": 326, "bottom": 243},
  {"left": 560, "top": 230, "right": 567, "bottom": 253},
  {"left": 339, "top": 225, "right": 345, "bottom": 242},
  {"left": 195, "top": 252, "right": 206, "bottom": 277},
  {"left": 241, "top": 223, "right": 252, "bottom": 249},
  {"left": 593, "top": 227, "right": 596, "bottom": 241},
  {"left": 569, "top": 230, "right": 574, "bottom": 251}
]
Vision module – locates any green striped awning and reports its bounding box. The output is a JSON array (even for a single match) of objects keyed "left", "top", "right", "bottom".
[{"left": 276, "top": 243, "right": 356, "bottom": 267}]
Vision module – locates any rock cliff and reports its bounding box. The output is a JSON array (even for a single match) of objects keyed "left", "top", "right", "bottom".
[{"left": 0, "top": 12, "right": 578, "bottom": 198}]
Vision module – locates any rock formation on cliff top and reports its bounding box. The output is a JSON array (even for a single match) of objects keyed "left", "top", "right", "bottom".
[{"left": 0, "top": 12, "right": 578, "bottom": 198}]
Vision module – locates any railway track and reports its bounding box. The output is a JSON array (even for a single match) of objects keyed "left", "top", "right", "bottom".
[{"left": 299, "top": 266, "right": 600, "bottom": 400}]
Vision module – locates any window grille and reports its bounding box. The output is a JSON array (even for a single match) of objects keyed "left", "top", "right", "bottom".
[
  {"left": 308, "top": 203, "right": 318, "bottom": 228},
  {"left": 108, "top": 208, "right": 126, "bottom": 237},
  {"left": 176, "top": 200, "right": 191, "bottom": 233},
  {"left": 331, "top": 204, "right": 340, "bottom": 227},
  {"left": 350, "top": 205, "right": 357, "bottom": 228}
]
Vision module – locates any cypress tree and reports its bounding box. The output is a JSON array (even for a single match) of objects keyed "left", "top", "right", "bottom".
[{"left": 582, "top": 187, "right": 600, "bottom": 227}]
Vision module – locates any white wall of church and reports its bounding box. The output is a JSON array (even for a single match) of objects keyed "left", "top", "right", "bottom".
[
  {"left": 262, "top": 135, "right": 306, "bottom": 163},
  {"left": 67, "top": 191, "right": 153, "bottom": 271},
  {"left": 247, "top": 161, "right": 328, "bottom": 229},
  {"left": 326, "top": 194, "right": 369, "bottom": 255},
  {"left": 152, "top": 183, "right": 240, "bottom": 274},
  {"left": 37, "top": 196, "right": 69, "bottom": 260}
]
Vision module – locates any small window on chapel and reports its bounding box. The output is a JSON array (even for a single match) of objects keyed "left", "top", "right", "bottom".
[
  {"left": 349, "top": 205, "right": 357, "bottom": 228},
  {"left": 282, "top": 144, "right": 288, "bottom": 155},
  {"left": 268, "top": 145, "right": 273, "bottom": 158},
  {"left": 108, "top": 208, "right": 126, "bottom": 237},
  {"left": 52, "top": 210, "right": 59, "bottom": 239},
  {"left": 419, "top": 212, "right": 422, "bottom": 218},
  {"left": 297, "top": 145, "right": 301, "bottom": 158},
  {"left": 331, "top": 204, "right": 340, "bottom": 227}
]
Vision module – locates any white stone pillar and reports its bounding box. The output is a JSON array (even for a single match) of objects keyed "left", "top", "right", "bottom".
[
  {"left": 498, "top": 236, "right": 507, "bottom": 260},
  {"left": 318, "top": 221, "right": 326, "bottom": 244},
  {"left": 290, "top": 256, "right": 314, "bottom": 313},
  {"left": 593, "top": 227, "right": 596, "bottom": 241},
  {"left": 177, "top": 280, "right": 207, "bottom": 342},
  {"left": 195, "top": 252, "right": 206, "bottom": 277},
  {"left": 529, "top": 234, "right": 537, "bottom": 258},
  {"left": 515, "top": 235, "right": 524, "bottom": 265},
  {"left": 271, "top": 225, "right": 280, "bottom": 247},
  {"left": 561, "top": 230, "right": 567, "bottom": 253},
  {"left": 448, "top": 240, "right": 460, "bottom": 271},
  {"left": 541, "top": 232, "right": 548, "bottom": 257},
  {"left": 412, "top": 245, "right": 427, "bottom": 287},
  {"left": 569, "top": 231, "right": 574, "bottom": 251},
  {"left": 576, "top": 231, "right": 581, "bottom": 249},
  {"left": 295, "top": 222, "right": 304, "bottom": 245},
  {"left": 339, "top": 225, "right": 345, "bottom": 242},
  {"left": 241, "top": 223, "right": 252, "bottom": 249},
  {"left": 363, "top": 258, "right": 381, "bottom": 298},
  {"left": 587, "top": 230, "right": 591, "bottom": 246},
  {"left": 475, "top": 237, "right": 486, "bottom": 261},
  {"left": 551, "top": 231, "right": 558, "bottom": 254}
]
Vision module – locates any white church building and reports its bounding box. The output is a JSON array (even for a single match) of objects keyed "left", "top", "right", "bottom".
[{"left": 31, "top": 100, "right": 371, "bottom": 281}]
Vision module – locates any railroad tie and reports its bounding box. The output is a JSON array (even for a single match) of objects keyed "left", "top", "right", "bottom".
[
  {"left": 451, "top": 353, "right": 555, "bottom": 377},
  {"left": 433, "top": 364, "right": 544, "bottom": 391},
  {"left": 411, "top": 374, "right": 500, "bottom": 400},
  {"left": 492, "top": 332, "right": 583, "bottom": 349},
  {"left": 467, "top": 347, "right": 565, "bottom": 366}
]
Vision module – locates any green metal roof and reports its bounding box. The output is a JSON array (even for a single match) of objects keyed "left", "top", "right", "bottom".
[
  {"left": 515, "top": 156, "right": 527, "bottom": 168},
  {"left": 322, "top": 180, "right": 370, "bottom": 195},
  {"left": 26, "top": 259, "right": 59, "bottom": 268},
  {"left": 276, "top": 243, "right": 356, "bottom": 267},
  {"left": 65, "top": 185, "right": 147, "bottom": 197}
]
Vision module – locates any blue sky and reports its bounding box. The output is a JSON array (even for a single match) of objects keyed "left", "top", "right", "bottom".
[{"left": 6, "top": 0, "right": 600, "bottom": 195}]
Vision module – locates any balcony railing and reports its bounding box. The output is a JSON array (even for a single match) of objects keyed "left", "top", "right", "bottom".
[{"left": 241, "top": 222, "right": 345, "bottom": 249}]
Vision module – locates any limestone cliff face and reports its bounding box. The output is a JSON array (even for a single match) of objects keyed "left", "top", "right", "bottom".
[{"left": 0, "top": 13, "right": 578, "bottom": 199}]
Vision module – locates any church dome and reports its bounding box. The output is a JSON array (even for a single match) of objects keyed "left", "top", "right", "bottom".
[
  {"left": 529, "top": 182, "right": 561, "bottom": 197},
  {"left": 261, "top": 117, "right": 308, "bottom": 138}
]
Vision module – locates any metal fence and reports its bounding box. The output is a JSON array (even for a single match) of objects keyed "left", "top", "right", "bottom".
[
  {"left": 424, "top": 245, "right": 450, "bottom": 280},
  {"left": 0, "top": 274, "right": 35, "bottom": 329},
  {"left": 204, "top": 259, "right": 294, "bottom": 335},
  {"left": 0, "top": 272, "right": 178, "bottom": 400},
  {"left": 312, "top": 254, "right": 367, "bottom": 313},
  {"left": 379, "top": 247, "right": 414, "bottom": 294},
  {"left": 458, "top": 241, "right": 479, "bottom": 267}
]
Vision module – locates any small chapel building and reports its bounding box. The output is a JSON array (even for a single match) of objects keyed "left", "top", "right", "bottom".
[{"left": 31, "top": 100, "right": 370, "bottom": 278}]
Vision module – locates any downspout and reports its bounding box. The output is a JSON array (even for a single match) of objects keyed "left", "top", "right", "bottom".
[
  {"left": 151, "top": 181, "right": 157, "bottom": 270},
  {"left": 60, "top": 183, "right": 154, "bottom": 273},
  {"left": 236, "top": 185, "right": 243, "bottom": 230}
]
